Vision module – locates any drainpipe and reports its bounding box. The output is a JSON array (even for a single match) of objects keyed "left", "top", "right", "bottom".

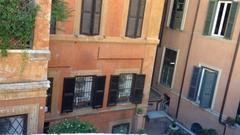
[
  {"left": 151, "top": 0, "right": 169, "bottom": 88},
  {"left": 175, "top": 0, "right": 201, "bottom": 119},
  {"left": 218, "top": 31, "right": 240, "bottom": 135}
]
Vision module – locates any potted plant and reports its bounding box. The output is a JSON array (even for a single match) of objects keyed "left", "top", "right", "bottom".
[
  {"left": 225, "top": 117, "right": 236, "bottom": 127},
  {"left": 133, "top": 107, "right": 145, "bottom": 132},
  {"left": 169, "top": 121, "right": 179, "bottom": 131}
]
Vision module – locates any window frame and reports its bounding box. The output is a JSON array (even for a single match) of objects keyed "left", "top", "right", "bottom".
[
  {"left": 125, "top": 0, "right": 146, "bottom": 38},
  {"left": 112, "top": 123, "right": 130, "bottom": 134},
  {"left": 158, "top": 47, "right": 179, "bottom": 89},
  {"left": 167, "top": 0, "right": 189, "bottom": 30},
  {"left": 117, "top": 73, "right": 134, "bottom": 103},
  {"left": 211, "top": 1, "right": 232, "bottom": 37},
  {"left": 79, "top": 0, "right": 103, "bottom": 36}
]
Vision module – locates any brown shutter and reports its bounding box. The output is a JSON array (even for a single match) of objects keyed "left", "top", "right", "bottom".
[
  {"left": 108, "top": 75, "right": 119, "bottom": 106},
  {"left": 92, "top": 76, "right": 106, "bottom": 108},
  {"left": 61, "top": 77, "right": 75, "bottom": 113},
  {"left": 130, "top": 74, "right": 145, "bottom": 104}
]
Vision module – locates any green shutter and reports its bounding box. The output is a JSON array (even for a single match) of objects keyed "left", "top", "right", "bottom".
[
  {"left": 203, "top": 0, "right": 217, "bottom": 35},
  {"left": 225, "top": 2, "right": 239, "bottom": 39}
]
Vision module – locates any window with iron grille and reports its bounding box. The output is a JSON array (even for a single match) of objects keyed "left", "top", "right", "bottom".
[
  {"left": 112, "top": 123, "right": 130, "bottom": 134},
  {"left": 0, "top": 115, "right": 27, "bottom": 135},
  {"left": 118, "top": 74, "right": 133, "bottom": 103},
  {"left": 74, "top": 76, "right": 93, "bottom": 108},
  {"left": 126, "top": 0, "right": 146, "bottom": 38},
  {"left": 80, "top": 0, "right": 102, "bottom": 35}
]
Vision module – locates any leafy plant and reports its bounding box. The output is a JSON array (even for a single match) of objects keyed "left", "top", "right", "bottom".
[
  {"left": 225, "top": 117, "right": 236, "bottom": 126},
  {"left": 137, "top": 128, "right": 145, "bottom": 134},
  {"left": 0, "top": 0, "right": 39, "bottom": 56},
  {"left": 136, "top": 107, "right": 144, "bottom": 114},
  {"left": 51, "top": 0, "right": 71, "bottom": 22},
  {"left": 48, "top": 119, "right": 97, "bottom": 133}
]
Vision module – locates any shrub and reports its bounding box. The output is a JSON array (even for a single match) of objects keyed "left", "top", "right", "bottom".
[
  {"left": 198, "top": 128, "right": 218, "bottom": 135},
  {"left": 236, "top": 116, "right": 240, "bottom": 125},
  {"left": 137, "top": 128, "right": 145, "bottom": 134},
  {"left": 48, "top": 119, "right": 97, "bottom": 134},
  {"left": 136, "top": 108, "right": 144, "bottom": 114},
  {"left": 225, "top": 117, "right": 236, "bottom": 126}
]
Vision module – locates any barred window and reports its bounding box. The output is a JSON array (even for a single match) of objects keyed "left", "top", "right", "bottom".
[
  {"left": 0, "top": 115, "right": 27, "bottom": 135},
  {"left": 74, "top": 76, "right": 93, "bottom": 108},
  {"left": 118, "top": 74, "right": 133, "bottom": 103}
]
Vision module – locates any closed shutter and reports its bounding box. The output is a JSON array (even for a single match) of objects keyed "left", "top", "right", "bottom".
[
  {"left": 126, "top": 0, "right": 146, "bottom": 38},
  {"left": 61, "top": 77, "right": 75, "bottom": 113},
  {"left": 92, "top": 0, "right": 102, "bottom": 35},
  {"left": 170, "top": 0, "right": 185, "bottom": 29},
  {"left": 224, "top": 2, "right": 239, "bottom": 39},
  {"left": 50, "top": 16, "right": 56, "bottom": 34},
  {"left": 80, "top": 0, "right": 93, "bottom": 34},
  {"left": 199, "top": 70, "right": 218, "bottom": 108},
  {"left": 92, "top": 76, "right": 106, "bottom": 108},
  {"left": 203, "top": 0, "right": 217, "bottom": 35},
  {"left": 188, "top": 67, "right": 202, "bottom": 101},
  {"left": 130, "top": 74, "right": 145, "bottom": 104},
  {"left": 108, "top": 75, "right": 119, "bottom": 106},
  {"left": 46, "top": 78, "right": 53, "bottom": 112}
]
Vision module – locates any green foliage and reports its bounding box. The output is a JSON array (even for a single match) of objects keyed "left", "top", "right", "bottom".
[
  {"left": 198, "top": 128, "right": 218, "bottom": 135},
  {"left": 236, "top": 116, "right": 240, "bottom": 125},
  {"left": 137, "top": 128, "right": 145, "bottom": 134},
  {"left": 225, "top": 117, "right": 236, "bottom": 126},
  {"left": 0, "top": 0, "right": 39, "bottom": 56},
  {"left": 136, "top": 107, "right": 144, "bottom": 114},
  {"left": 48, "top": 119, "right": 97, "bottom": 134},
  {"left": 51, "top": 0, "right": 70, "bottom": 22}
]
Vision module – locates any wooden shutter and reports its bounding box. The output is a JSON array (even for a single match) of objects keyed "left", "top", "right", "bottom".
[
  {"left": 170, "top": 0, "right": 185, "bottom": 29},
  {"left": 108, "top": 75, "right": 119, "bottom": 106},
  {"left": 188, "top": 67, "right": 202, "bottom": 101},
  {"left": 92, "top": 76, "right": 106, "bottom": 108},
  {"left": 92, "top": 0, "right": 102, "bottom": 35},
  {"left": 126, "top": 0, "right": 146, "bottom": 38},
  {"left": 225, "top": 2, "right": 239, "bottom": 39},
  {"left": 199, "top": 70, "right": 218, "bottom": 108},
  {"left": 46, "top": 78, "right": 53, "bottom": 113},
  {"left": 203, "top": 0, "right": 217, "bottom": 35},
  {"left": 61, "top": 77, "right": 75, "bottom": 113},
  {"left": 130, "top": 74, "right": 146, "bottom": 104},
  {"left": 50, "top": 16, "right": 56, "bottom": 34},
  {"left": 80, "top": 0, "right": 93, "bottom": 34}
]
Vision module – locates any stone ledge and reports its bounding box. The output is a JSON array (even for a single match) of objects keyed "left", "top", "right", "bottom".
[
  {"left": 7, "top": 50, "right": 51, "bottom": 61},
  {"left": 0, "top": 80, "right": 50, "bottom": 91}
]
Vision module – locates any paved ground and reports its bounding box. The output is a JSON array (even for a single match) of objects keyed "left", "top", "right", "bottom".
[{"left": 145, "top": 117, "right": 171, "bottom": 135}]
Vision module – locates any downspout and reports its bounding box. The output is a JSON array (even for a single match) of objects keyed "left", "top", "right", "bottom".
[
  {"left": 219, "top": 31, "right": 240, "bottom": 135},
  {"left": 175, "top": 0, "right": 201, "bottom": 119},
  {"left": 151, "top": 0, "right": 169, "bottom": 87}
]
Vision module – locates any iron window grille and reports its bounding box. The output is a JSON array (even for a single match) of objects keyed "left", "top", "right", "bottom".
[
  {"left": 118, "top": 74, "right": 133, "bottom": 103},
  {"left": 112, "top": 123, "right": 130, "bottom": 134},
  {"left": 74, "top": 76, "right": 94, "bottom": 108},
  {"left": 0, "top": 115, "right": 27, "bottom": 135}
]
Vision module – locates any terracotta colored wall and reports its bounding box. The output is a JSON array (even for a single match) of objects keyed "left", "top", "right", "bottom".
[
  {"left": 47, "top": 0, "right": 164, "bottom": 132},
  {"left": 152, "top": 0, "right": 240, "bottom": 134}
]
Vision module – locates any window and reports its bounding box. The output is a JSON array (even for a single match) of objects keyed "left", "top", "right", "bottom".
[
  {"left": 61, "top": 76, "right": 106, "bottom": 113},
  {"left": 108, "top": 74, "right": 146, "bottom": 106},
  {"left": 188, "top": 66, "right": 218, "bottom": 108},
  {"left": 203, "top": 1, "right": 239, "bottom": 39},
  {"left": 212, "top": 1, "right": 232, "bottom": 37},
  {"left": 0, "top": 115, "right": 27, "bottom": 135},
  {"left": 126, "top": 0, "right": 146, "bottom": 38},
  {"left": 112, "top": 123, "right": 130, "bottom": 134},
  {"left": 236, "top": 103, "right": 240, "bottom": 125},
  {"left": 50, "top": 0, "right": 57, "bottom": 34},
  {"left": 169, "top": 0, "right": 186, "bottom": 29},
  {"left": 74, "top": 76, "right": 93, "bottom": 108},
  {"left": 45, "top": 78, "right": 53, "bottom": 113},
  {"left": 159, "top": 48, "right": 177, "bottom": 88},
  {"left": 80, "top": 0, "right": 102, "bottom": 35},
  {"left": 118, "top": 74, "right": 134, "bottom": 103},
  {"left": 43, "top": 122, "right": 50, "bottom": 134}
]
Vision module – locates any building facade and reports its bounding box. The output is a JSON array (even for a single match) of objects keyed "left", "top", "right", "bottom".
[
  {"left": 45, "top": 0, "right": 164, "bottom": 133},
  {"left": 152, "top": 0, "right": 240, "bottom": 135},
  {"left": 0, "top": 0, "right": 51, "bottom": 134}
]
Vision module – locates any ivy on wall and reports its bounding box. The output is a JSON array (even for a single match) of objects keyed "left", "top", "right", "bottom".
[{"left": 0, "top": 0, "right": 39, "bottom": 56}]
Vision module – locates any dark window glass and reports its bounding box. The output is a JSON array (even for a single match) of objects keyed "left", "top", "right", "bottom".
[
  {"left": 117, "top": 74, "right": 133, "bottom": 103},
  {"left": 221, "top": 3, "right": 231, "bottom": 35},
  {"left": 112, "top": 123, "right": 130, "bottom": 134},
  {"left": 214, "top": 3, "right": 224, "bottom": 34},
  {"left": 80, "top": 0, "right": 102, "bottom": 35},
  {"left": 43, "top": 122, "right": 50, "bottom": 133},
  {"left": 0, "top": 115, "right": 27, "bottom": 135},
  {"left": 170, "top": 0, "right": 185, "bottom": 29},
  {"left": 160, "top": 49, "right": 177, "bottom": 88},
  {"left": 74, "top": 76, "right": 93, "bottom": 108},
  {"left": 126, "top": 0, "right": 146, "bottom": 38}
]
